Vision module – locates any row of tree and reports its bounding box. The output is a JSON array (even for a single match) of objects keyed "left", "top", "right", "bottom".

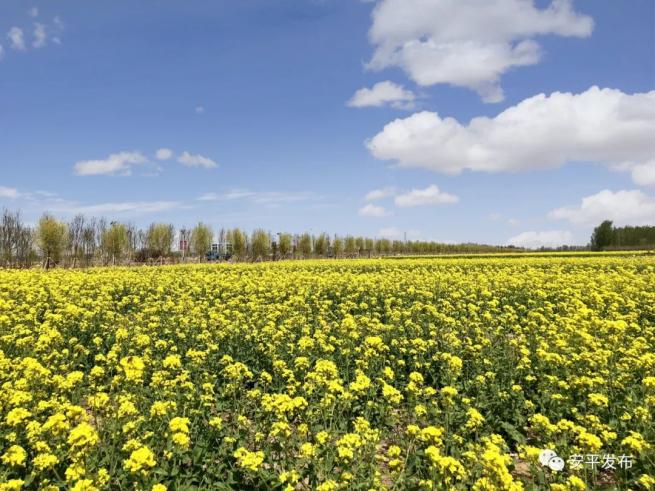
[
  {"left": 590, "top": 220, "right": 655, "bottom": 251},
  {"left": 0, "top": 208, "right": 527, "bottom": 269}
]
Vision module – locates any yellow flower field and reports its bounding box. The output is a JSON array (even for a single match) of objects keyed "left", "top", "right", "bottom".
[{"left": 1, "top": 256, "right": 654, "bottom": 490}]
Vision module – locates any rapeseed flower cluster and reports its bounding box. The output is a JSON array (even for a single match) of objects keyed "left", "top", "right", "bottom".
[{"left": 0, "top": 255, "right": 653, "bottom": 488}]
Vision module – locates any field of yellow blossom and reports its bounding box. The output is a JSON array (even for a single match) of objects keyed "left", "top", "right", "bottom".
[{"left": 1, "top": 255, "right": 654, "bottom": 490}]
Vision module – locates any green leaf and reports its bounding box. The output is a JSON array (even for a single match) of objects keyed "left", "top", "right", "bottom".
[{"left": 500, "top": 421, "right": 526, "bottom": 444}]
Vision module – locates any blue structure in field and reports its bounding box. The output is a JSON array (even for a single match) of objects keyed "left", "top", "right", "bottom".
[{"left": 206, "top": 242, "right": 233, "bottom": 261}]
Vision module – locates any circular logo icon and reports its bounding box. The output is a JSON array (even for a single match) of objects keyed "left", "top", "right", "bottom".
[
  {"left": 538, "top": 449, "right": 565, "bottom": 471},
  {"left": 539, "top": 449, "right": 557, "bottom": 466},
  {"left": 548, "top": 456, "right": 565, "bottom": 471}
]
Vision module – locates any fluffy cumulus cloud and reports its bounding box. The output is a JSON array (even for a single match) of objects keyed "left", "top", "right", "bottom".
[
  {"left": 8, "top": 27, "right": 26, "bottom": 50},
  {"left": 358, "top": 203, "right": 389, "bottom": 217},
  {"left": 178, "top": 151, "right": 217, "bottom": 169},
  {"left": 156, "top": 148, "right": 173, "bottom": 160},
  {"left": 366, "top": 0, "right": 593, "bottom": 102},
  {"left": 367, "top": 87, "right": 655, "bottom": 184},
  {"left": 549, "top": 189, "right": 655, "bottom": 226},
  {"left": 507, "top": 230, "right": 574, "bottom": 248},
  {"left": 365, "top": 187, "right": 397, "bottom": 201},
  {"left": 631, "top": 162, "right": 655, "bottom": 187},
  {"left": 73, "top": 152, "right": 149, "bottom": 176},
  {"left": 348, "top": 81, "right": 416, "bottom": 109},
  {"left": 394, "top": 184, "right": 458, "bottom": 207}
]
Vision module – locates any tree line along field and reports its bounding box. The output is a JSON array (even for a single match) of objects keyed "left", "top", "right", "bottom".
[
  {"left": 0, "top": 256, "right": 654, "bottom": 490},
  {"left": 0, "top": 209, "right": 586, "bottom": 269},
  {"left": 4, "top": 210, "right": 654, "bottom": 270}
]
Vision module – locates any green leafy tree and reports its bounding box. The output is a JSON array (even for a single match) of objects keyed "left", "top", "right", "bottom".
[
  {"left": 146, "top": 223, "right": 175, "bottom": 259},
  {"left": 229, "top": 228, "right": 247, "bottom": 258},
  {"left": 278, "top": 233, "right": 292, "bottom": 257},
  {"left": 364, "top": 238, "right": 374, "bottom": 255},
  {"left": 36, "top": 214, "right": 68, "bottom": 269},
  {"left": 101, "top": 222, "right": 129, "bottom": 265},
  {"left": 377, "top": 238, "right": 391, "bottom": 255},
  {"left": 251, "top": 229, "right": 270, "bottom": 260},
  {"left": 314, "top": 233, "right": 329, "bottom": 257},
  {"left": 298, "top": 233, "right": 312, "bottom": 257},
  {"left": 344, "top": 236, "right": 356, "bottom": 256},
  {"left": 190, "top": 223, "right": 213, "bottom": 258},
  {"left": 333, "top": 236, "right": 344, "bottom": 258},
  {"left": 590, "top": 220, "right": 614, "bottom": 251},
  {"left": 355, "top": 236, "right": 365, "bottom": 255}
]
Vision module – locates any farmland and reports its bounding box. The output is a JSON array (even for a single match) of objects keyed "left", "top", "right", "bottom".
[{"left": 1, "top": 256, "right": 654, "bottom": 490}]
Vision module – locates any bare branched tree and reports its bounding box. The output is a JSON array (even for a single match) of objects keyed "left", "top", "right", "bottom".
[{"left": 68, "top": 214, "right": 86, "bottom": 268}]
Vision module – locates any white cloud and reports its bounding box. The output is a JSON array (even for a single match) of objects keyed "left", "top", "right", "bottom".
[
  {"left": 156, "top": 148, "right": 173, "bottom": 161},
  {"left": 359, "top": 203, "right": 389, "bottom": 217},
  {"left": 0, "top": 187, "right": 64, "bottom": 203},
  {"left": 8, "top": 27, "right": 26, "bottom": 50},
  {"left": 0, "top": 45, "right": 4, "bottom": 61},
  {"left": 366, "top": 0, "right": 593, "bottom": 102},
  {"left": 394, "top": 184, "right": 458, "bottom": 207},
  {"left": 51, "top": 201, "right": 180, "bottom": 216},
  {"left": 247, "top": 192, "right": 313, "bottom": 204},
  {"left": 73, "top": 152, "right": 149, "bottom": 176},
  {"left": 507, "top": 230, "right": 574, "bottom": 248},
  {"left": 195, "top": 106, "right": 205, "bottom": 114},
  {"left": 178, "top": 151, "right": 217, "bottom": 169},
  {"left": 3, "top": 17, "right": 63, "bottom": 55},
  {"left": 197, "top": 192, "right": 221, "bottom": 201},
  {"left": 200, "top": 191, "right": 251, "bottom": 201},
  {"left": 33, "top": 23, "right": 46, "bottom": 48},
  {"left": 33, "top": 190, "right": 57, "bottom": 198},
  {"left": 367, "top": 87, "right": 655, "bottom": 184},
  {"left": 549, "top": 189, "right": 655, "bottom": 227},
  {"left": 631, "top": 161, "right": 655, "bottom": 187},
  {"left": 0, "top": 186, "right": 20, "bottom": 199},
  {"left": 365, "top": 187, "right": 396, "bottom": 201},
  {"left": 197, "top": 189, "right": 312, "bottom": 204},
  {"left": 348, "top": 81, "right": 416, "bottom": 109},
  {"left": 0, "top": 184, "right": 179, "bottom": 217}
]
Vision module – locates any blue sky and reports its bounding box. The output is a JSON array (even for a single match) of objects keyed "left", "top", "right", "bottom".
[{"left": 1, "top": 0, "right": 654, "bottom": 247}]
